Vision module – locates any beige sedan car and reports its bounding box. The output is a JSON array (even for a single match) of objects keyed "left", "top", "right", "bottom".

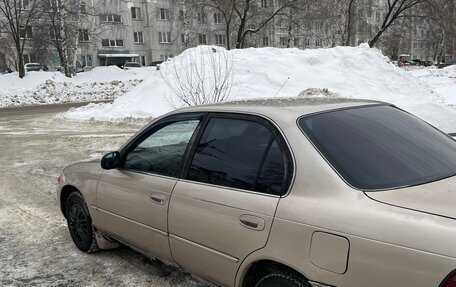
[{"left": 57, "top": 98, "right": 456, "bottom": 287}]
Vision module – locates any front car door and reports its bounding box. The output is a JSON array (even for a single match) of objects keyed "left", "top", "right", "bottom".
[
  {"left": 168, "top": 113, "right": 294, "bottom": 286},
  {"left": 95, "top": 113, "right": 204, "bottom": 263}
]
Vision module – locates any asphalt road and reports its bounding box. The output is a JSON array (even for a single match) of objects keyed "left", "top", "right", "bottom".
[{"left": 0, "top": 104, "right": 209, "bottom": 286}]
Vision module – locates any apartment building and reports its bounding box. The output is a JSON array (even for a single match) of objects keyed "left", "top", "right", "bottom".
[{"left": 0, "top": 0, "right": 447, "bottom": 70}]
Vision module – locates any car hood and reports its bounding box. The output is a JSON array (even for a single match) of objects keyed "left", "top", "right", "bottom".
[{"left": 366, "top": 176, "right": 456, "bottom": 219}]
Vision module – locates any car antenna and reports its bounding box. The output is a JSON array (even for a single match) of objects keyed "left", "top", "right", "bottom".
[{"left": 274, "top": 77, "right": 290, "bottom": 97}]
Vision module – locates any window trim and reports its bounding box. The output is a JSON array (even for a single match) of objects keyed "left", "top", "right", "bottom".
[
  {"left": 118, "top": 112, "right": 206, "bottom": 178},
  {"left": 182, "top": 112, "right": 294, "bottom": 197}
]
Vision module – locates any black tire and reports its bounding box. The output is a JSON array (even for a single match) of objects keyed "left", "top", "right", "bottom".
[
  {"left": 255, "top": 272, "right": 311, "bottom": 287},
  {"left": 65, "top": 192, "right": 98, "bottom": 253}
]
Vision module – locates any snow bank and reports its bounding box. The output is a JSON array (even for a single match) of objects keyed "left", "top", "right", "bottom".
[
  {"left": 62, "top": 45, "right": 456, "bottom": 132},
  {"left": 0, "top": 66, "right": 155, "bottom": 107}
]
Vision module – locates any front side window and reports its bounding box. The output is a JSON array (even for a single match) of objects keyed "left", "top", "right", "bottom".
[
  {"left": 124, "top": 119, "right": 201, "bottom": 177},
  {"left": 299, "top": 105, "right": 456, "bottom": 190},
  {"left": 187, "top": 117, "right": 288, "bottom": 195}
]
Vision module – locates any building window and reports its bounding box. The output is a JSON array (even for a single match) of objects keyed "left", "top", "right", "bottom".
[
  {"left": 261, "top": 0, "right": 268, "bottom": 8},
  {"left": 159, "top": 8, "right": 170, "bottom": 20},
  {"left": 141, "top": 55, "right": 145, "bottom": 66},
  {"left": 198, "top": 33, "right": 207, "bottom": 44},
  {"left": 315, "top": 22, "right": 323, "bottom": 31},
  {"left": 214, "top": 12, "right": 222, "bottom": 24},
  {"left": 294, "top": 38, "right": 299, "bottom": 47},
  {"left": 179, "top": 10, "right": 184, "bottom": 20},
  {"left": 413, "top": 42, "right": 418, "bottom": 49},
  {"left": 133, "top": 31, "right": 144, "bottom": 43},
  {"left": 305, "top": 38, "right": 310, "bottom": 47},
  {"left": 215, "top": 34, "right": 226, "bottom": 45},
  {"left": 20, "top": 0, "right": 30, "bottom": 9},
  {"left": 78, "top": 29, "right": 89, "bottom": 42},
  {"left": 23, "top": 54, "right": 36, "bottom": 64},
  {"left": 101, "top": 39, "right": 123, "bottom": 47},
  {"left": 181, "top": 33, "right": 186, "bottom": 44},
  {"left": 158, "top": 32, "right": 171, "bottom": 43},
  {"left": 20, "top": 26, "right": 33, "bottom": 39},
  {"left": 82, "top": 55, "right": 92, "bottom": 67},
  {"left": 79, "top": 2, "right": 86, "bottom": 14},
  {"left": 50, "top": 27, "right": 57, "bottom": 40},
  {"left": 99, "top": 14, "right": 121, "bottom": 23},
  {"left": 263, "top": 36, "right": 269, "bottom": 46},
  {"left": 197, "top": 12, "right": 207, "bottom": 24},
  {"left": 131, "top": 7, "right": 142, "bottom": 20},
  {"left": 280, "top": 37, "right": 288, "bottom": 46},
  {"left": 315, "top": 38, "right": 322, "bottom": 47},
  {"left": 49, "top": 0, "right": 62, "bottom": 9}
]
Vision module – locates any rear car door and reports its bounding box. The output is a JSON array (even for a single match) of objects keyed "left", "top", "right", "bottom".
[
  {"left": 96, "top": 113, "right": 204, "bottom": 262},
  {"left": 168, "top": 113, "right": 293, "bottom": 286}
]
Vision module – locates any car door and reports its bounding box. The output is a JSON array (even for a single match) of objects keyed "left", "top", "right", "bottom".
[
  {"left": 96, "top": 113, "right": 204, "bottom": 262},
  {"left": 168, "top": 114, "right": 293, "bottom": 286}
]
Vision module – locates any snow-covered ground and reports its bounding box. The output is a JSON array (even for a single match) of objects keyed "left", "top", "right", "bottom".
[
  {"left": 0, "top": 66, "right": 154, "bottom": 107},
  {"left": 1, "top": 45, "right": 455, "bottom": 132}
]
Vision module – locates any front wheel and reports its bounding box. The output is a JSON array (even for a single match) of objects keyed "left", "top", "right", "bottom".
[
  {"left": 65, "top": 192, "right": 98, "bottom": 253},
  {"left": 255, "top": 272, "right": 311, "bottom": 287}
]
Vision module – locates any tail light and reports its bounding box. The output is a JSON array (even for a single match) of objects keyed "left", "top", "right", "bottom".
[{"left": 441, "top": 270, "right": 456, "bottom": 287}]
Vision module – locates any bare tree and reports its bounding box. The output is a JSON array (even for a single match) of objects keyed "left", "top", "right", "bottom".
[
  {"left": 34, "top": 0, "right": 89, "bottom": 77},
  {"left": 426, "top": 0, "right": 455, "bottom": 61},
  {"left": 233, "top": 0, "right": 298, "bottom": 48},
  {"left": 369, "top": 0, "right": 428, "bottom": 47},
  {"left": 344, "top": 0, "right": 357, "bottom": 46},
  {"left": 160, "top": 46, "right": 233, "bottom": 107},
  {"left": 195, "top": 0, "right": 235, "bottom": 49},
  {"left": 196, "top": 0, "right": 296, "bottom": 49},
  {"left": 0, "top": 0, "right": 40, "bottom": 77}
]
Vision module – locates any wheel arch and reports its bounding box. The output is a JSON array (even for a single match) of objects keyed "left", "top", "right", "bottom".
[
  {"left": 60, "top": 185, "right": 81, "bottom": 218},
  {"left": 240, "top": 259, "right": 309, "bottom": 287}
]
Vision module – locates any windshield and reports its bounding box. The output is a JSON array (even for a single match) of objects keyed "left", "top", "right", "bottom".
[{"left": 299, "top": 105, "right": 456, "bottom": 191}]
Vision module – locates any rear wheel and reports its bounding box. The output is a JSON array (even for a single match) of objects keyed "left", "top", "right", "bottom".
[
  {"left": 255, "top": 272, "right": 311, "bottom": 287},
  {"left": 65, "top": 192, "right": 98, "bottom": 253}
]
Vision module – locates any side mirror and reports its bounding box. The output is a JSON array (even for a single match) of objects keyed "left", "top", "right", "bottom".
[{"left": 101, "top": 151, "right": 121, "bottom": 170}]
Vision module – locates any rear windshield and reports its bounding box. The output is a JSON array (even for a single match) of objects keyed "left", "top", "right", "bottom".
[
  {"left": 299, "top": 105, "right": 456, "bottom": 190},
  {"left": 126, "top": 63, "right": 140, "bottom": 67}
]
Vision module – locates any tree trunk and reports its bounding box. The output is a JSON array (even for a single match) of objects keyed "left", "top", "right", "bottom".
[
  {"left": 345, "top": 0, "right": 355, "bottom": 46},
  {"left": 16, "top": 42, "right": 25, "bottom": 78},
  {"left": 235, "top": 0, "right": 251, "bottom": 48},
  {"left": 370, "top": 28, "right": 385, "bottom": 47}
]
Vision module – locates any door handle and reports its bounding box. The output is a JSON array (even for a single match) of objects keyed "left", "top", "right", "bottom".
[
  {"left": 239, "top": 214, "right": 265, "bottom": 231},
  {"left": 150, "top": 193, "right": 166, "bottom": 205}
]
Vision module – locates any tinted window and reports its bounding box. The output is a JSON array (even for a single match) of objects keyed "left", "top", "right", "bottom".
[
  {"left": 256, "top": 140, "right": 285, "bottom": 195},
  {"left": 124, "top": 120, "right": 200, "bottom": 177},
  {"left": 188, "top": 118, "right": 273, "bottom": 191},
  {"left": 299, "top": 105, "right": 456, "bottom": 190}
]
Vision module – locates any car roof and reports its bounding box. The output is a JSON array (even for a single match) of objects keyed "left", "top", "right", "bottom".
[{"left": 172, "top": 97, "right": 388, "bottom": 119}]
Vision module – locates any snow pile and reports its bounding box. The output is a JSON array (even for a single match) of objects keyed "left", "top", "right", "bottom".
[
  {"left": 64, "top": 45, "right": 456, "bottom": 132},
  {"left": 408, "top": 66, "right": 456, "bottom": 107},
  {"left": 0, "top": 66, "right": 155, "bottom": 107}
]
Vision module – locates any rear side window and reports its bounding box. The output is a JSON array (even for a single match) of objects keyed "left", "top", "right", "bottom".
[
  {"left": 187, "top": 117, "right": 288, "bottom": 195},
  {"left": 299, "top": 105, "right": 456, "bottom": 190},
  {"left": 256, "top": 140, "right": 285, "bottom": 195}
]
